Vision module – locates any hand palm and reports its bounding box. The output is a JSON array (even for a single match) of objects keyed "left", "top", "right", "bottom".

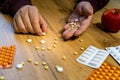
[{"left": 62, "top": 1, "right": 93, "bottom": 39}]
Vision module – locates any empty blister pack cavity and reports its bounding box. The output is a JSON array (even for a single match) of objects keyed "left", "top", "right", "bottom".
[
  {"left": 106, "top": 46, "right": 120, "bottom": 64},
  {"left": 77, "top": 46, "right": 109, "bottom": 68}
]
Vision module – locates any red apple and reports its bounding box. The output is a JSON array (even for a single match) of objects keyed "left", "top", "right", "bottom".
[{"left": 101, "top": 8, "right": 120, "bottom": 33}]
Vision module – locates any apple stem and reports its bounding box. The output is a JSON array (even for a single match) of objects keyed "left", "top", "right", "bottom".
[{"left": 114, "top": 9, "right": 119, "bottom": 15}]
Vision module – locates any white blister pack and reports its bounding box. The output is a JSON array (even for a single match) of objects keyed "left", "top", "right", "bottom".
[
  {"left": 76, "top": 46, "right": 109, "bottom": 68},
  {"left": 106, "top": 46, "right": 120, "bottom": 64}
]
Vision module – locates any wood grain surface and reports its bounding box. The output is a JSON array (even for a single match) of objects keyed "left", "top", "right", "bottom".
[{"left": 0, "top": 0, "right": 120, "bottom": 80}]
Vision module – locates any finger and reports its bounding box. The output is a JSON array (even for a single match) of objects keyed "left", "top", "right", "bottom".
[
  {"left": 20, "top": 6, "right": 35, "bottom": 34},
  {"left": 29, "top": 6, "right": 43, "bottom": 35},
  {"left": 75, "top": 4, "right": 83, "bottom": 15},
  {"left": 39, "top": 14, "right": 47, "bottom": 33},
  {"left": 73, "top": 25, "right": 87, "bottom": 36},
  {"left": 63, "top": 23, "right": 70, "bottom": 30},
  {"left": 12, "top": 20, "right": 20, "bottom": 33},
  {"left": 14, "top": 14, "right": 28, "bottom": 33},
  {"left": 62, "top": 26, "right": 78, "bottom": 39},
  {"left": 82, "top": 5, "right": 93, "bottom": 16}
]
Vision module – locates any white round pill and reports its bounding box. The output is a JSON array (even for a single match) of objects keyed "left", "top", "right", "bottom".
[
  {"left": 16, "top": 64, "right": 23, "bottom": 69},
  {"left": 56, "top": 66, "right": 63, "bottom": 72},
  {"left": 74, "top": 19, "right": 79, "bottom": 22},
  {"left": 40, "top": 40, "right": 46, "bottom": 44},
  {"left": 42, "top": 32, "right": 46, "bottom": 36},
  {"left": 26, "top": 39, "right": 32, "bottom": 43}
]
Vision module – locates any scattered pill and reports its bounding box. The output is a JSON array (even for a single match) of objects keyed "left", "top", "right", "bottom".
[
  {"left": 73, "top": 52, "right": 78, "bottom": 55},
  {"left": 80, "top": 47, "right": 84, "bottom": 50},
  {"left": 56, "top": 66, "right": 63, "bottom": 72},
  {"left": 34, "top": 61, "right": 39, "bottom": 66},
  {"left": 27, "top": 58, "right": 32, "bottom": 62},
  {"left": 42, "top": 32, "right": 46, "bottom": 36},
  {"left": 54, "top": 37, "right": 58, "bottom": 40},
  {"left": 0, "top": 76, "right": 5, "bottom": 80},
  {"left": 42, "top": 62, "right": 47, "bottom": 66},
  {"left": 54, "top": 41, "right": 58, "bottom": 44},
  {"left": 47, "top": 47, "right": 51, "bottom": 50},
  {"left": 62, "top": 56, "right": 67, "bottom": 60},
  {"left": 40, "top": 40, "right": 46, "bottom": 44},
  {"left": 79, "top": 39, "right": 83, "bottom": 42},
  {"left": 44, "top": 66, "right": 49, "bottom": 70},
  {"left": 26, "top": 39, "right": 32, "bottom": 43},
  {"left": 16, "top": 64, "right": 23, "bottom": 69},
  {"left": 41, "top": 47, "right": 45, "bottom": 51},
  {"left": 53, "top": 44, "right": 56, "bottom": 48},
  {"left": 35, "top": 46, "right": 39, "bottom": 50}
]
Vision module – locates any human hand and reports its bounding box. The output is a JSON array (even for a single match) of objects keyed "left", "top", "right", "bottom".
[
  {"left": 13, "top": 5, "right": 47, "bottom": 35},
  {"left": 62, "top": 1, "right": 93, "bottom": 39}
]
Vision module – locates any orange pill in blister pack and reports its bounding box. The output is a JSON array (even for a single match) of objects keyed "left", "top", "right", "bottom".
[
  {"left": 0, "top": 45, "right": 16, "bottom": 68},
  {"left": 87, "top": 62, "right": 120, "bottom": 80}
]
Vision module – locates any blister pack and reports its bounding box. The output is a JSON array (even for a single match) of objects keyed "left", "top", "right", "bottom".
[
  {"left": 106, "top": 46, "right": 120, "bottom": 64},
  {"left": 77, "top": 46, "right": 109, "bottom": 68},
  {"left": 87, "top": 62, "right": 120, "bottom": 80},
  {"left": 0, "top": 45, "right": 16, "bottom": 68}
]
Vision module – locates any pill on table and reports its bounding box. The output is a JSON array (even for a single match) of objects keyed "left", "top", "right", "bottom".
[
  {"left": 53, "top": 44, "right": 56, "bottom": 48},
  {"left": 47, "top": 47, "right": 51, "bottom": 50},
  {"left": 79, "top": 39, "right": 83, "bottom": 42},
  {"left": 54, "top": 37, "right": 58, "bottom": 40},
  {"left": 27, "top": 58, "right": 32, "bottom": 62},
  {"left": 34, "top": 61, "right": 39, "bottom": 66},
  {"left": 54, "top": 41, "right": 58, "bottom": 44},
  {"left": 42, "top": 62, "right": 47, "bottom": 66},
  {"left": 80, "top": 47, "right": 84, "bottom": 50},
  {"left": 73, "top": 52, "right": 78, "bottom": 55},
  {"left": 26, "top": 39, "right": 32, "bottom": 43},
  {"left": 62, "top": 56, "right": 67, "bottom": 60},
  {"left": 44, "top": 66, "right": 49, "bottom": 70},
  {"left": 56, "top": 66, "right": 63, "bottom": 72},
  {"left": 40, "top": 40, "right": 46, "bottom": 44},
  {"left": 16, "top": 64, "right": 23, "bottom": 69},
  {"left": 41, "top": 47, "right": 45, "bottom": 51},
  {"left": 35, "top": 46, "right": 39, "bottom": 50}
]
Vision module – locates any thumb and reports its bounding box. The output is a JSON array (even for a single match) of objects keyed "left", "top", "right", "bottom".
[{"left": 82, "top": 5, "right": 93, "bottom": 16}]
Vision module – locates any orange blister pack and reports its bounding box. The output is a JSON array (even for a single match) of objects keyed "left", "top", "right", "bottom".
[
  {"left": 0, "top": 45, "right": 16, "bottom": 68},
  {"left": 87, "top": 62, "right": 120, "bottom": 80}
]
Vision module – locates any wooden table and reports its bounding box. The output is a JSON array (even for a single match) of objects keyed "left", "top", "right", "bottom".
[{"left": 0, "top": 0, "right": 120, "bottom": 80}]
